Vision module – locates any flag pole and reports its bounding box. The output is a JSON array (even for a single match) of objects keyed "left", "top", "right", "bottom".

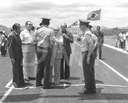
[{"left": 100, "top": 8, "right": 103, "bottom": 32}]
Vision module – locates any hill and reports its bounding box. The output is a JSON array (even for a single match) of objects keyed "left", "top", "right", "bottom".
[
  {"left": 0, "top": 25, "right": 11, "bottom": 35},
  {"left": 0, "top": 24, "right": 128, "bottom": 36},
  {"left": 68, "top": 26, "right": 123, "bottom": 36}
]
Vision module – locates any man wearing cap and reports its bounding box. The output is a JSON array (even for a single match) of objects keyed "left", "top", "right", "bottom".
[
  {"left": 60, "top": 23, "right": 74, "bottom": 79},
  {"left": 94, "top": 26, "right": 104, "bottom": 59},
  {"left": 35, "top": 18, "right": 54, "bottom": 89},
  {"left": 77, "top": 19, "right": 96, "bottom": 94}
]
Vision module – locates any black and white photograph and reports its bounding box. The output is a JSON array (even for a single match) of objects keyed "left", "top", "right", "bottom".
[{"left": 0, "top": 0, "right": 128, "bottom": 103}]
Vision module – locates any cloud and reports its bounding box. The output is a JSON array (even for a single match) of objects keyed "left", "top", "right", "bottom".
[
  {"left": 1, "top": 0, "right": 128, "bottom": 28},
  {"left": 12, "top": 2, "right": 58, "bottom": 12},
  {"left": 114, "top": 3, "right": 128, "bottom": 8},
  {"left": 0, "top": 1, "right": 100, "bottom": 21}
]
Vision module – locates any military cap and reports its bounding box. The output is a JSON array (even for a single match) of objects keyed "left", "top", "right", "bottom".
[
  {"left": 88, "top": 24, "right": 93, "bottom": 28},
  {"left": 0, "top": 30, "right": 3, "bottom": 34},
  {"left": 79, "top": 19, "right": 90, "bottom": 25},
  {"left": 39, "top": 22, "right": 43, "bottom": 26},
  {"left": 0, "top": 30, "right": 5, "bottom": 34},
  {"left": 41, "top": 17, "right": 51, "bottom": 24}
]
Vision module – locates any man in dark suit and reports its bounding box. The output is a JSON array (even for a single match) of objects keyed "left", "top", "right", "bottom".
[
  {"left": 60, "top": 23, "right": 74, "bottom": 79},
  {"left": 94, "top": 26, "right": 104, "bottom": 59},
  {"left": 8, "top": 23, "right": 25, "bottom": 88}
]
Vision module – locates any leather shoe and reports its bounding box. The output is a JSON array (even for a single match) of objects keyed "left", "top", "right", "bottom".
[
  {"left": 13, "top": 82, "right": 19, "bottom": 88},
  {"left": 43, "top": 86, "right": 52, "bottom": 89},
  {"left": 29, "top": 77, "right": 36, "bottom": 80},
  {"left": 36, "top": 84, "right": 43, "bottom": 87},
  {"left": 90, "top": 91, "right": 96, "bottom": 94},
  {"left": 24, "top": 78, "right": 30, "bottom": 81}
]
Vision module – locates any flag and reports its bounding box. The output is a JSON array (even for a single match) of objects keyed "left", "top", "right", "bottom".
[
  {"left": 71, "top": 21, "right": 78, "bottom": 26},
  {"left": 68, "top": 21, "right": 78, "bottom": 28},
  {"left": 87, "top": 9, "right": 101, "bottom": 21}
]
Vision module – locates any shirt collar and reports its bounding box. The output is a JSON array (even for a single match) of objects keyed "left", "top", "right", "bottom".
[
  {"left": 24, "top": 29, "right": 33, "bottom": 34},
  {"left": 83, "top": 29, "right": 90, "bottom": 34},
  {"left": 13, "top": 30, "right": 18, "bottom": 35}
]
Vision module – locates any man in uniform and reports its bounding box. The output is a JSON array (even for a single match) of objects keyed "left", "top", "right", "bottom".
[
  {"left": 88, "top": 25, "right": 98, "bottom": 59},
  {"left": 77, "top": 20, "right": 96, "bottom": 94},
  {"left": 60, "top": 23, "right": 74, "bottom": 79},
  {"left": 35, "top": 18, "right": 54, "bottom": 89},
  {"left": 8, "top": 23, "right": 25, "bottom": 88},
  {"left": 94, "top": 26, "right": 104, "bottom": 59}
]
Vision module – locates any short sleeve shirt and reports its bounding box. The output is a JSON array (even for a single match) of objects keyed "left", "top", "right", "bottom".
[
  {"left": 20, "top": 29, "right": 35, "bottom": 43},
  {"left": 36, "top": 27, "right": 54, "bottom": 47},
  {"left": 20, "top": 29, "right": 35, "bottom": 52},
  {"left": 81, "top": 30, "right": 93, "bottom": 52}
]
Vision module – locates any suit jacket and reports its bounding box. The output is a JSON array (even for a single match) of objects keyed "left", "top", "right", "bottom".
[
  {"left": 62, "top": 30, "right": 73, "bottom": 54},
  {"left": 8, "top": 31, "right": 23, "bottom": 60},
  {"left": 94, "top": 31, "right": 104, "bottom": 44}
]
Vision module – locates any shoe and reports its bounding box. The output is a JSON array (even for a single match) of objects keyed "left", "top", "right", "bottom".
[
  {"left": 36, "top": 84, "right": 43, "bottom": 87},
  {"left": 13, "top": 82, "right": 19, "bottom": 88},
  {"left": 29, "top": 77, "right": 36, "bottom": 80},
  {"left": 43, "top": 85, "right": 52, "bottom": 89},
  {"left": 24, "top": 78, "right": 30, "bottom": 81},
  {"left": 54, "top": 84, "right": 60, "bottom": 87},
  {"left": 90, "top": 91, "right": 96, "bottom": 94},
  {"left": 99, "top": 57, "right": 101, "bottom": 59}
]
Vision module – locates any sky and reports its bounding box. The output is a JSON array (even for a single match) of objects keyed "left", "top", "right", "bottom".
[{"left": 0, "top": 0, "right": 128, "bottom": 28}]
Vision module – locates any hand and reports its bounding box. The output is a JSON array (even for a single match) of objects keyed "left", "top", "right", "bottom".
[
  {"left": 11, "top": 58, "right": 15, "bottom": 64},
  {"left": 52, "top": 36, "right": 56, "bottom": 41},
  {"left": 31, "top": 42, "right": 36, "bottom": 45},
  {"left": 20, "top": 58, "right": 23, "bottom": 66},
  {"left": 87, "top": 56, "right": 90, "bottom": 64},
  {"left": 62, "top": 33, "right": 68, "bottom": 38},
  {"left": 77, "top": 37, "right": 81, "bottom": 41}
]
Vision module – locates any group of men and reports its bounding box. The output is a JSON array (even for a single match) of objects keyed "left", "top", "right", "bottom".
[
  {"left": 116, "top": 31, "right": 128, "bottom": 51},
  {"left": 7, "top": 17, "right": 104, "bottom": 94},
  {"left": 7, "top": 18, "right": 74, "bottom": 89}
]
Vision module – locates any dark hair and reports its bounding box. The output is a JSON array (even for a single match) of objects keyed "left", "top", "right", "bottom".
[
  {"left": 39, "top": 22, "right": 43, "bottom": 26},
  {"left": 12, "top": 23, "right": 20, "bottom": 30},
  {"left": 97, "top": 26, "right": 100, "bottom": 29},
  {"left": 31, "top": 26, "right": 35, "bottom": 31},
  {"left": 42, "top": 21, "right": 50, "bottom": 25},
  {"left": 25, "top": 21, "right": 32, "bottom": 26}
]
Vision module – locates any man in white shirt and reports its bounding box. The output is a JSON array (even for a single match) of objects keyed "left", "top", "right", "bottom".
[
  {"left": 20, "top": 21, "right": 36, "bottom": 81},
  {"left": 118, "top": 31, "right": 124, "bottom": 49},
  {"left": 125, "top": 31, "right": 128, "bottom": 51}
]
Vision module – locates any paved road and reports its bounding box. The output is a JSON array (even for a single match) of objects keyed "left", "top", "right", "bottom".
[{"left": 0, "top": 42, "right": 128, "bottom": 103}]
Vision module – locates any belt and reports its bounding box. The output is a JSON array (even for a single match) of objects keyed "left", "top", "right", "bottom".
[
  {"left": 37, "top": 46, "right": 50, "bottom": 49},
  {"left": 37, "top": 46, "right": 49, "bottom": 53},
  {"left": 22, "top": 43, "right": 34, "bottom": 45},
  {"left": 82, "top": 50, "right": 88, "bottom": 53}
]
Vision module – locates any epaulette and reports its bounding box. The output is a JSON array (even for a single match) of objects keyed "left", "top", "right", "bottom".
[{"left": 86, "top": 33, "right": 92, "bottom": 38}]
